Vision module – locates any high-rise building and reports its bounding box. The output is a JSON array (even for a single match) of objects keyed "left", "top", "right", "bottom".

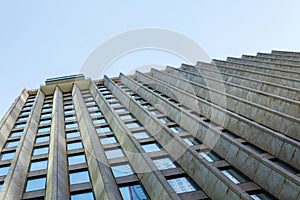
[{"left": 0, "top": 50, "right": 299, "bottom": 200}]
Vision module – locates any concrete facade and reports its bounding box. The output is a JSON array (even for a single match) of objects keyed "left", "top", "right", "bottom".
[{"left": 0, "top": 50, "right": 299, "bottom": 200}]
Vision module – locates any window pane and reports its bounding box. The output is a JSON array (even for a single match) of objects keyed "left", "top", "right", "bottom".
[
  {"left": 100, "top": 136, "right": 117, "bottom": 145},
  {"left": 38, "top": 127, "right": 50, "bottom": 134},
  {"left": 66, "top": 131, "right": 80, "bottom": 139},
  {"left": 169, "top": 126, "right": 183, "bottom": 134},
  {"left": 111, "top": 164, "right": 133, "bottom": 178},
  {"left": 183, "top": 138, "right": 200, "bottom": 146},
  {"left": 66, "top": 123, "right": 78, "bottom": 129},
  {"left": 30, "top": 160, "right": 48, "bottom": 171},
  {"left": 96, "top": 126, "right": 112, "bottom": 134},
  {"left": 39, "top": 119, "right": 51, "bottom": 125},
  {"left": 221, "top": 169, "right": 250, "bottom": 184},
  {"left": 71, "top": 192, "right": 94, "bottom": 200},
  {"left": 69, "top": 171, "right": 90, "bottom": 185},
  {"left": 36, "top": 136, "right": 50, "bottom": 143},
  {"left": 68, "top": 154, "right": 86, "bottom": 165},
  {"left": 133, "top": 132, "right": 150, "bottom": 140},
  {"left": 5, "top": 140, "right": 19, "bottom": 148},
  {"left": 153, "top": 158, "right": 176, "bottom": 170},
  {"left": 120, "top": 114, "right": 134, "bottom": 120},
  {"left": 199, "top": 151, "right": 222, "bottom": 163},
  {"left": 105, "top": 149, "right": 124, "bottom": 159},
  {"left": 126, "top": 122, "right": 142, "bottom": 129},
  {"left": 0, "top": 165, "right": 10, "bottom": 176},
  {"left": 67, "top": 142, "right": 83, "bottom": 150},
  {"left": 33, "top": 147, "right": 49, "bottom": 156},
  {"left": 167, "top": 177, "right": 196, "bottom": 194},
  {"left": 119, "top": 184, "right": 148, "bottom": 200},
  {"left": 14, "top": 123, "right": 26, "bottom": 129},
  {"left": 25, "top": 177, "right": 46, "bottom": 192},
  {"left": 159, "top": 117, "right": 172, "bottom": 123},
  {"left": 1, "top": 152, "right": 15, "bottom": 161},
  {"left": 10, "top": 131, "right": 23, "bottom": 138},
  {"left": 93, "top": 118, "right": 106, "bottom": 124},
  {"left": 142, "top": 143, "right": 161, "bottom": 153}
]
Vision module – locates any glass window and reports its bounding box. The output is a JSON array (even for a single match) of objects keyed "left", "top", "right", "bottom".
[
  {"left": 93, "top": 118, "right": 106, "bottom": 124},
  {"left": 111, "top": 164, "right": 133, "bottom": 178},
  {"left": 29, "top": 160, "right": 48, "bottom": 171},
  {"left": 150, "top": 110, "right": 162, "bottom": 116},
  {"left": 169, "top": 125, "right": 183, "bottom": 134},
  {"left": 0, "top": 165, "right": 10, "bottom": 176},
  {"left": 40, "top": 113, "right": 52, "bottom": 118},
  {"left": 14, "top": 123, "right": 26, "bottom": 129},
  {"left": 141, "top": 104, "right": 151, "bottom": 109},
  {"left": 37, "top": 127, "right": 51, "bottom": 134},
  {"left": 141, "top": 143, "right": 161, "bottom": 153},
  {"left": 71, "top": 192, "right": 94, "bottom": 200},
  {"left": 153, "top": 157, "right": 176, "bottom": 170},
  {"left": 36, "top": 136, "right": 50, "bottom": 143},
  {"left": 32, "top": 147, "right": 49, "bottom": 156},
  {"left": 120, "top": 114, "right": 134, "bottom": 120},
  {"left": 250, "top": 192, "right": 275, "bottom": 200},
  {"left": 115, "top": 108, "right": 127, "bottom": 113},
  {"left": 221, "top": 168, "right": 250, "bottom": 184},
  {"left": 66, "top": 131, "right": 80, "bottom": 139},
  {"left": 96, "top": 126, "right": 112, "bottom": 134},
  {"left": 25, "top": 177, "right": 46, "bottom": 192},
  {"left": 136, "top": 99, "right": 146, "bottom": 104},
  {"left": 126, "top": 122, "right": 142, "bottom": 129},
  {"left": 16, "top": 116, "right": 28, "bottom": 123},
  {"left": 65, "top": 123, "right": 78, "bottom": 129},
  {"left": 64, "top": 110, "right": 75, "bottom": 115},
  {"left": 0, "top": 151, "right": 15, "bottom": 161},
  {"left": 5, "top": 140, "right": 19, "bottom": 148},
  {"left": 105, "top": 149, "right": 124, "bottom": 159},
  {"left": 199, "top": 151, "right": 222, "bottom": 163},
  {"left": 90, "top": 112, "right": 102, "bottom": 117},
  {"left": 68, "top": 154, "right": 86, "bottom": 165},
  {"left": 133, "top": 131, "right": 150, "bottom": 140},
  {"left": 9, "top": 131, "right": 23, "bottom": 138},
  {"left": 159, "top": 117, "right": 172, "bottom": 123},
  {"left": 67, "top": 142, "right": 83, "bottom": 151},
  {"left": 64, "top": 104, "right": 74, "bottom": 110},
  {"left": 69, "top": 170, "right": 90, "bottom": 185},
  {"left": 65, "top": 115, "right": 77, "bottom": 121},
  {"left": 182, "top": 137, "right": 201, "bottom": 146},
  {"left": 100, "top": 136, "right": 117, "bottom": 145},
  {"left": 39, "top": 119, "right": 51, "bottom": 125},
  {"left": 119, "top": 184, "right": 148, "bottom": 200},
  {"left": 167, "top": 177, "right": 196, "bottom": 194},
  {"left": 42, "top": 108, "right": 52, "bottom": 113}
]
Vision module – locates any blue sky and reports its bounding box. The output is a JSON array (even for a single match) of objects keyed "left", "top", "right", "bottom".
[{"left": 0, "top": 1, "right": 300, "bottom": 118}]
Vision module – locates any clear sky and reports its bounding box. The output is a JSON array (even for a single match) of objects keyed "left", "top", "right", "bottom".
[{"left": 0, "top": 1, "right": 300, "bottom": 118}]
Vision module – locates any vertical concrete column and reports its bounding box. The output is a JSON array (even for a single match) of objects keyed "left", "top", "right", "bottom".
[
  {"left": 90, "top": 81, "right": 180, "bottom": 200},
  {"left": 0, "top": 89, "right": 44, "bottom": 200},
  {"left": 45, "top": 86, "right": 69, "bottom": 200},
  {"left": 0, "top": 88, "right": 29, "bottom": 152},
  {"left": 72, "top": 83, "right": 121, "bottom": 200}
]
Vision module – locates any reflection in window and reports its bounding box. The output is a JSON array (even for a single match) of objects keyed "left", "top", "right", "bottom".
[
  {"left": 32, "top": 147, "right": 49, "bottom": 156},
  {"left": 69, "top": 170, "right": 91, "bottom": 185},
  {"left": 0, "top": 165, "right": 10, "bottom": 176},
  {"left": 153, "top": 158, "right": 176, "bottom": 170},
  {"left": 66, "top": 131, "right": 80, "bottom": 139},
  {"left": 105, "top": 149, "right": 124, "bottom": 159},
  {"left": 0, "top": 151, "right": 15, "bottom": 161},
  {"left": 5, "top": 140, "right": 19, "bottom": 148},
  {"left": 182, "top": 137, "right": 201, "bottom": 146},
  {"left": 199, "top": 151, "right": 222, "bottom": 163},
  {"left": 167, "top": 177, "right": 196, "bottom": 194},
  {"left": 96, "top": 126, "right": 112, "bottom": 134},
  {"left": 100, "top": 136, "right": 117, "bottom": 145},
  {"left": 36, "top": 136, "right": 50, "bottom": 143},
  {"left": 120, "top": 114, "right": 134, "bottom": 120},
  {"left": 68, "top": 154, "right": 86, "bottom": 165},
  {"left": 133, "top": 131, "right": 150, "bottom": 140},
  {"left": 111, "top": 164, "right": 133, "bottom": 178},
  {"left": 65, "top": 123, "right": 78, "bottom": 129},
  {"left": 221, "top": 168, "right": 250, "bottom": 184},
  {"left": 25, "top": 177, "right": 46, "bottom": 192},
  {"left": 71, "top": 192, "right": 94, "bottom": 200},
  {"left": 141, "top": 143, "right": 161, "bottom": 153},
  {"left": 29, "top": 160, "right": 48, "bottom": 171},
  {"left": 9, "top": 131, "right": 23, "bottom": 138},
  {"left": 169, "top": 125, "right": 183, "bottom": 134},
  {"left": 119, "top": 184, "right": 148, "bottom": 200},
  {"left": 67, "top": 142, "right": 83, "bottom": 151},
  {"left": 37, "top": 127, "right": 51, "bottom": 134},
  {"left": 126, "top": 122, "right": 142, "bottom": 129}
]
